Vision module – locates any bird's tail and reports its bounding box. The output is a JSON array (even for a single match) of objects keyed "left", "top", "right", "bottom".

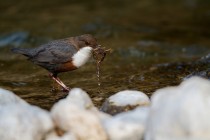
[{"left": 11, "top": 48, "right": 31, "bottom": 57}]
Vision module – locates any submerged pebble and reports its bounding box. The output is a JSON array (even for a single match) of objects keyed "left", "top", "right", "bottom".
[{"left": 0, "top": 31, "right": 29, "bottom": 47}]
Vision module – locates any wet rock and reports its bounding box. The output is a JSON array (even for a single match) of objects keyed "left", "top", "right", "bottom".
[
  {"left": 0, "top": 88, "right": 53, "bottom": 140},
  {"left": 61, "top": 87, "right": 95, "bottom": 110},
  {"left": 51, "top": 88, "right": 108, "bottom": 140},
  {"left": 184, "top": 69, "right": 210, "bottom": 80},
  {"left": 198, "top": 53, "right": 210, "bottom": 64},
  {"left": 0, "top": 31, "right": 29, "bottom": 47},
  {"left": 183, "top": 53, "right": 210, "bottom": 80},
  {"left": 103, "top": 107, "right": 149, "bottom": 140},
  {"left": 145, "top": 77, "right": 210, "bottom": 140},
  {"left": 101, "top": 90, "right": 150, "bottom": 115}
]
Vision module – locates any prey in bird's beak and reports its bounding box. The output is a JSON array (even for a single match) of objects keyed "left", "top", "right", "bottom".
[
  {"left": 92, "top": 45, "right": 112, "bottom": 63},
  {"left": 92, "top": 45, "right": 112, "bottom": 89}
]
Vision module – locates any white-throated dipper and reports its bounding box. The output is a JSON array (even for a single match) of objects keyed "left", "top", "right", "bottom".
[{"left": 11, "top": 34, "right": 108, "bottom": 92}]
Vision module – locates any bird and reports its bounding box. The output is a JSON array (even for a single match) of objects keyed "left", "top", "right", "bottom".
[{"left": 11, "top": 34, "right": 107, "bottom": 92}]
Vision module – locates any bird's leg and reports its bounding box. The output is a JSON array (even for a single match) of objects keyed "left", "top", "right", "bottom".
[
  {"left": 55, "top": 77, "right": 70, "bottom": 92},
  {"left": 49, "top": 73, "right": 70, "bottom": 92}
]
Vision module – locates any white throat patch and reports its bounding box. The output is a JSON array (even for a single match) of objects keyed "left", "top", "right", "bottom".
[{"left": 72, "top": 46, "right": 92, "bottom": 68}]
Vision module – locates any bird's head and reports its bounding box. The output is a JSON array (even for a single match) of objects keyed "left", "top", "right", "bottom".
[
  {"left": 77, "top": 34, "right": 112, "bottom": 63},
  {"left": 77, "top": 34, "right": 98, "bottom": 48}
]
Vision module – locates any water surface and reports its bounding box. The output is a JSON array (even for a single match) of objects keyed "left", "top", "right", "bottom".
[{"left": 0, "top": 0, "right": 210, "bottom": 109}]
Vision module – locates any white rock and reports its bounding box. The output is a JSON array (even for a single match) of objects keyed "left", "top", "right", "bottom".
[
  {"left": 51, "top": 88, "right": 108, "bottom": 140},
  {"left": 45, "top": 131, "right": 77, "bottom": 140},
  {"left": 0, "top": 88, "right": 27, "bottom": 105},
  {"left": 103, "top": 107, "right": 149, "bottom": 140},
  {"left": 97, "top": 111, "right": 112, "bottom": 121},
  {"left": 0, "top": 88, "right": 53, "bottom": 140},
  {"left": 101, "top": 90, "right": 150, "bottom": 115},
  {"left": 0, "top": 104, "right": 53, "bottom": 140},
  {"left": 113, "top": 106, "right": 149, "bottom": 125},
  {"left": 109, "top": 90, "right": 150, "bottom": 106},
  {"left": 145, "top": 77, "right": 210, "bottom": 140},
  {"left": 65, "top": 88, "right": 95, "bottom": 110},
  {"left": 65, "top": 88, "right": 111, "bottom": 120}
]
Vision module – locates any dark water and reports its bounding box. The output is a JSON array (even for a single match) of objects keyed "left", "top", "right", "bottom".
[{"left": 0, "top": 0, "right": 210, "bottom": 109}]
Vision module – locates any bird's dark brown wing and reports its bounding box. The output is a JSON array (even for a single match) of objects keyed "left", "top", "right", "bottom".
[{"left": 29, "top": 39, "right": 78, "bottom": 64}]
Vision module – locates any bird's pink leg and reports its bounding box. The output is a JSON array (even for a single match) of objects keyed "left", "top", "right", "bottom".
[{"left": 49, "top": 73, "right": 70, "bottom": 92}]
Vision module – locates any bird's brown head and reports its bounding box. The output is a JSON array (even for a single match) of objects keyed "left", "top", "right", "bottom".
[
  {"left": 76, "top": 34, "right": 111, "bottom": 63},
  {"left": 76, "top": 34, "right": 99, "bottom": 49}
]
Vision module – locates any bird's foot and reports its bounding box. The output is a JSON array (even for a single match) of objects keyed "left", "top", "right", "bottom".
[
  {"left": 49, "top": 73, "right": 70, "bottom": 93},
  {"left": 62, "top": 87, "right": 70, "bottom": 92}
]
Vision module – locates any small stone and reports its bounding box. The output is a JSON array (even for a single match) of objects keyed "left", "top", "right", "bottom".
[
  {"left": 64, "top": 88, "right": 96, "bottom": 110},
  {"left": 103, "top": 107, "right": 149, "bottom": 140},
  {"left": 145, "top": 77, "right": 210, "bottom": 140},
  {"left": 101, "top": 90, "right": 150, "bottom": 115},
  {"left": 0, "top": 31, "right": 29, "bottom": 47}
]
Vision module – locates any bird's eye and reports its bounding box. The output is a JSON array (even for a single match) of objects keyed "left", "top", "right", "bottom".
[{"left": 85, "top": 41, "right": 90, "bottom": 45}]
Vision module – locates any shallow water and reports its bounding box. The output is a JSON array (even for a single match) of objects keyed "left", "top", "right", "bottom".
[{"left": 0, "top": 0, "right": 210, "bottom": 109}]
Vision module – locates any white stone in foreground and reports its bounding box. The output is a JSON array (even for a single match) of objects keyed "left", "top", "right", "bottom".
[
  {"left": 51, "top": 88, "right": 107, "bottom": 140},
  {"left": 145, "top": 77, "right": 210, "bottom": 140},
  {"left": 64, "top": 87, "right": 95, "bottom": 110},
  {"left": 0, "top": 88, "right": 53, "bottom": 140},
  {"left": 103, "top": 107, "right": 149, "bottom": 140},
  {"left": 0, "top": 88, "right": 27, "bottom": 105},
  {"left": 101, "top": 90, "right": 150, "bottom": 115},
  {"left": 0, "top": 105, "right": 53, "bottom": 140},
  {"left": 45, "top": 131, "right": 77, "bottom": 140}
]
